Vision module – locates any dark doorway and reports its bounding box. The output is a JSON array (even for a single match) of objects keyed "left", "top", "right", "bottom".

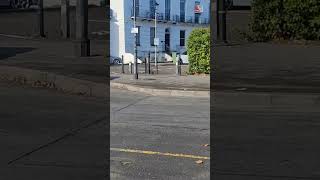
[{"left": 165, "top": 28, "right": 170, "bottom": 52}]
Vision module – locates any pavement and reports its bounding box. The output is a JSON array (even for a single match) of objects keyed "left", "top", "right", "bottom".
[{"left": 0, "top": 35, "right": 209, "bottom": 97}]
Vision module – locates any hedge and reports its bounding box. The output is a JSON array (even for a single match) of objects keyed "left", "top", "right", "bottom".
[
  {"left": 247, "top": 0, "right": 320, "bottom": 41},
  {"left": 187, "top": 28, "right": 210, "bottom": 74}
]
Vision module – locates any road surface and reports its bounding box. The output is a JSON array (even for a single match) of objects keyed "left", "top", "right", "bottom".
[
  {"left": 0, "top": 82, "right": 210, "bottom": 179},
  {"left": 110, "top": 88, "right": 210, "bottom": 179},
  {"left": 212, "top": 90, "right": 320, "bottom": 180}
]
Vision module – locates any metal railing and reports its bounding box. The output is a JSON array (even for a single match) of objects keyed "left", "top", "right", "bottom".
[{"left": 131, "top": 9, "right": 209, "bottom": 25}]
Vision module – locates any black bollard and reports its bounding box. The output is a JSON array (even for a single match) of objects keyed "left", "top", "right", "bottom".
[
  {"left": 145, "top": 57, "right": 147, "bottom": 74},
  {"left": 148, "top": 52, "right": 151, "bottom": 74},
  {"left": 74, "top": 0, "right": 90, "bottom": 57},
  {"left": 121, "top": 55, "right": 125, "bottom": 74},
  {"left": 38, "top": 0, "right": 45, "bottom": 37}
]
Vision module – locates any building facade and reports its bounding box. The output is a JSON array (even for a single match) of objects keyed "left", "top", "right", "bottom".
[{"left": 110, "top": 0, "right": 210, "bottom": 63}]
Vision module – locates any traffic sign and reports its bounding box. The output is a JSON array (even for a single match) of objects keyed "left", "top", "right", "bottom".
[
  {"left": 154, "top": 38, "right": 159, "bottom": 46},
  {"left": 131, "top": 27, "right": 139, "bottom": 34}
]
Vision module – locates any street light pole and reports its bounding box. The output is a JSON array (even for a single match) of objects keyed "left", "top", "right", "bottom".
[
  {"left": 154, "top": 1, "right": 158, "bottom": 74},
  {"left": 217, "top": 0, "right": 227, "bottom": 42},
  {"left": 133, "top": 0, "right": 138, "bottom": 79}
]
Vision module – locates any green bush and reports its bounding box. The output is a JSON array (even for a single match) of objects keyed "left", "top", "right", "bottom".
[
  {"left": 187, "top": 28, "right": 210, "bottom": 74},
  {"left": 248, "top": 0, "right": 320, "bottom": 41}
]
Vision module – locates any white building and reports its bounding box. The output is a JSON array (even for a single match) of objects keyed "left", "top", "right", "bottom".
[{"left": 110, "top": 0, "right": 210, "bottom": 64}]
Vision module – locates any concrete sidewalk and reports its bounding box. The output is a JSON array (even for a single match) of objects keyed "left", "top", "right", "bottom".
[
  {"left": 111, "top": 74, "right": 209, "bottom": 97},
  {"left": 0, "top": 36, "right": 210, "bottom": 97}
]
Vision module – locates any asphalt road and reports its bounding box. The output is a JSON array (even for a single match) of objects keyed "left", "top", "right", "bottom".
[
  {"left": 110, "top": 88, "right": 210, "bottom": 179},
  {"left": 0, "top": 82, "right": 210, "bottom": 179},
  {"left": 212, "top": 90, "right": 320, "bottom": 180}
]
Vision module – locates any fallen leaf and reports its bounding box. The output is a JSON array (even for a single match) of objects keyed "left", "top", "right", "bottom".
[{"left": 195, "top": 160, "right": 204, "bottom": 164}]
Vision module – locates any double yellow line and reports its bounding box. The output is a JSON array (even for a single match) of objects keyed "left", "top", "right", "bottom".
[{"left": 110, "top": 148, "right": 210, "bottom": 160}]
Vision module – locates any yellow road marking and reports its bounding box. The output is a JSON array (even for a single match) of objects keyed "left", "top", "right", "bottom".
[{"left": 110, "top": 148, "right": 210, "bottom": 160}]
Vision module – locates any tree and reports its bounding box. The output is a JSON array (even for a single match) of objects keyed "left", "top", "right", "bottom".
[{"left": 187, "top": 28, "right": 210, "bottom": 74}]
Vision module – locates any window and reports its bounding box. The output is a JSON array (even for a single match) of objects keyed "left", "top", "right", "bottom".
[
  {"left": 165, "top": 0, "right": 171, "bottom": 21},
  {"left": 136, "top": 26, "right": 141, "bottom": 46},
  {"left": 133, "top": 0, "right": 139, "bottom": 17},
  {"left": 150, "top": 27, "right": 155, "bottom": 46},
  {"left": 180, "top": 30, "right": 185, "bottom": 46},
  {"left": 180, "top": 0, "right": 185, "bottom": 22},
  {"left": 195, "top": 13, "right": 200, "bottom": 23},
  {"left": 150, "top": 0, "right": 155, "bottom": 18}
]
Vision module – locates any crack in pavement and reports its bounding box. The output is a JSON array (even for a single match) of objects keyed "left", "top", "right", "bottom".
[
  {"left": 112, "top": 96, "right": 152, "bottom": 114},
  {"left": 7, "top": 116, "right": 107, "bottom": 165},
  {"left": 11, "top": 161, "right": 104, "bottom": 169}
]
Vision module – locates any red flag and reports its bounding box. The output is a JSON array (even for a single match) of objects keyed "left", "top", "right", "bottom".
[{"left": 194, "top": 5, "right": 202, "bottom": 13}]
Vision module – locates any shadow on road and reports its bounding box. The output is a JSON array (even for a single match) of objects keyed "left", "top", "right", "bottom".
[
  {"left": 0, "top": 47, "right": 36, "bottom": 60},
  {"left": 110, "top": 76, "right": 120, "bottom": 80}
]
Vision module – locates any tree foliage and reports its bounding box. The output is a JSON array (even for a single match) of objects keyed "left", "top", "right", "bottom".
[
  {"left": 187, "top": 28, "right": 210, "bottom": 74},
  {"left": 247, "top": 0, "right": 320, "bottom": 41}
]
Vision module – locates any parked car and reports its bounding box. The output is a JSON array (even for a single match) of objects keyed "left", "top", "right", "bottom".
[{"left": 109, "top": 56, "right": 122, "bottom": 65}]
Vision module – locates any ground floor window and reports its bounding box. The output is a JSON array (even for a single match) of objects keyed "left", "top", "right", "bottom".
[
  {"left": 150, "top": 27, "right": 155, "bottom": 46},
  {"left": 180, "top": 30, "right": 185, "bottom": 46}
]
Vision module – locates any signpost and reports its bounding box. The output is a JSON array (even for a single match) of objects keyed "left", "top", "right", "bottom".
[
  {"left": 154, "top": 0, "right": 159, "bottom": 74},
  {"left": 133, "top": 0, "right": 138, "bottom": 79}
]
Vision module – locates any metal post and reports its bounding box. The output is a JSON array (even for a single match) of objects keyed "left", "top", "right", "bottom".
[
  {"left": 217, "top": 0, "right": 227, "bottom": 42},
  {"left": 176, "top": 57, "right": 179, "bottom": 75},
  {"left": 121, "top": 55, "right": 125, "bottom": 73},
  {"left": 145, "top": 57, "right": 147, "bottom": 74},
  {"left": 154, "top": 1, "right": 158, "bottom": 74},
  {"left": 178, "top": 58, "right": 181, "bottom": 75},
  {"left": 38, "top": 0, "right": 45, "bottom": 37},
  {"left": 74, "top": 0, "right": 90, "bottom": 57},
  {"left": 148, "top": 52, "right": 151, "bottom": 74},
  {"left": 176, "top": 55, "right": 181, "bottom": 76},
  {"left": 129, "top": 62, "right": 132, "bottom": 74},
  {"left": 133, "top": 0, "right": 138, "bottom": 79},
  {"left": 61, "top": 0, "right": 70, "bottom": 38}
]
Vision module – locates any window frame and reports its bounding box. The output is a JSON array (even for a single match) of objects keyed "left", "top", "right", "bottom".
[{"left": 180, "top": 30, "right": 186, "bottom": 47}]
